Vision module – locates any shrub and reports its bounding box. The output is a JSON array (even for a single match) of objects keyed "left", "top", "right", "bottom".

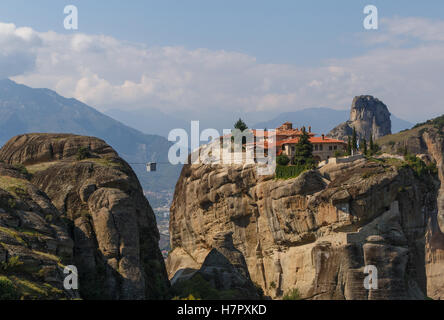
[
  {"left": 276, "top": 154, "right": 290, "bottom": 166},
  {"left": 1, "top": 256, "right": 24, "bottom": 272},
  {"left": 0, "top": 276, "right": 20, "bottom": 300},
  {"left": 402, "top": 153, "right": 438, "bottom": 179},
  {"left": 334, "top": 150, "right": 346, "bottom": 158},
  {"left": 13, "top": 164, "right": 30, "bottom": 178},
  {"left": 283, "top": 288, "right": 302, "bottom": 300},
  {"left": 275, "top": 165, "right": 307, "bottom": 179},
  {"left": 76, "top": 147, "right": 91, "bottom": 160},
  {"left": 172, "top": 273, "right": 241, "bottom": 300},
  {"left": 172, "top": 274, "right": 222, "bottom": 300}
]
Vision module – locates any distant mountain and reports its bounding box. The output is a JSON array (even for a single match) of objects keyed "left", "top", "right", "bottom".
[
  {"left": 0, "top": 79, "right": 181, "bottom": 193},
  {"left": 253, "top": 107, "right": 413, "bottom": 135}
]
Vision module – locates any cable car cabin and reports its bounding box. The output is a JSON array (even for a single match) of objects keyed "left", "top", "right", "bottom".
[{"left": 146, "top": 162, "right": 157, "bottom": 172}]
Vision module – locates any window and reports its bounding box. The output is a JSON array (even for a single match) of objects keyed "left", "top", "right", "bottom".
[
  {"left": 291, "top": 146, "right": 295, "bottom": 152},
  {"left": 334, "top": 145, "right": 337, "bottom": 150},
  {"left": 320, "top": 145, "right": 323, "bottom": 151},
  {"left": 329, "top": 146, "right": 332, "bottom": 151}
]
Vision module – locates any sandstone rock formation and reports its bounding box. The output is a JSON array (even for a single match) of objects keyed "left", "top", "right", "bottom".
[
  {"left": 378, "top": 117, "right": 444, "bottom": 299},
  {"left": 167, "top": 157, "right": 439, "bottom": 299},
  {"left": 0, "top": 162, "right": 77, "bottom": 299},
  {"left": 170, "top": 231, "right": 260, "bottom": 299},
  {"left": 0, "top": 133, "right": 169, "bottom": 299},
  {"left": 329, "top": 96, "right": 391, "bottom": 141}
]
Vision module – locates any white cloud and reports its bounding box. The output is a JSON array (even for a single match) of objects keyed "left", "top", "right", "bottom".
[
  {"left": 4, "top": 17, "right": 444, "bottom": 122},
  {"left": 0, "top": 23, "right": 41, "bottom": 78}
]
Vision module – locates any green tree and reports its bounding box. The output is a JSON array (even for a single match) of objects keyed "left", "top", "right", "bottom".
[
  {"left": 292, "top": 127, "right": 314, "bottom": 168},
  {"left": 276, "top": 154, "right": 290, "bottom": 166},
  {"left": 362, "top": 138, "right": 368, "bottom": 155},
  {"left": 352, "top": 127, "right": 357, "bottom": 152},
  {"left": 234, "top": 118, "right": 248, "bottom": 131},
  {"left": 347, "top": 136, "right": 352, "bottom": 156},
  {"left": 233, "top": 118, "right": 248, "bottom": 145},
  {"left": 369, "top": 135, "right": 374, "bottom": 155}
]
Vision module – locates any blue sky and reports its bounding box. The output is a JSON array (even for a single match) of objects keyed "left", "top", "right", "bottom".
[
  {"left": 1, "top": 0, "right": 443, "bottom": 64},
  {"left": 1, "top": 1, "right": 444, "bottom": 123}
]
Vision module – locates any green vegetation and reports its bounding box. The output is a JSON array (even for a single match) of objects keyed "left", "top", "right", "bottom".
[
  {"left": 173, "top": 294, "right": 200, "bottom": 300},
  {"left": 76, "top": 146, "right": 91, "bottom": 160},
  {"left": 232, "top": 118, "right": 249, "bottom": 146},
  {"left": 275, "top": 128, "right": 315, "bottom": 179},
  {"left": 275, "top": 165, "right": 307, "bottom": 179},
  {"left": 80, "top": 157, "right": 121, "bottom": 169},
  {"left": 0, "top": 176, "right": 29, "bottom": 198},
  {"left": 403, "top": 153, "right": 438, "bottom": 179},
  {"left": 352, "top": 127, "right": 357, "bottom": 152},
  {"left": 368, "top": 135, "right": 380, "bottom": 155},
  {"left": 13, "top": 164, "right": 30, "bottom": 178},
  {"left": 413, "top": 114, "right": 444, "bottom": 131},
  {"left": 0, "top": 276, "right": 20, "bottom": 300},
  {"left": 347, "top": 136, "right": 352, "bottom": 155},
  {"left": 361, "top": 138, "right": 368, "bottom": 155},
  {"left": 276, "top": 154, "right": 290, "bottom": 166},
  {"left": 0, "top": 227, "right": 26, "bottom": 245},
  {"left": 171, "top": 274, "right": 242, "bottom": 300},
  {"left": 282, "top": 288, "right": 302, "bottom": 300},
  {"left": 234, "top": 118, "right": 248, "bottom": 132},
  {"left": 1, "top": 256, "right": 24, "bottom": 272},
  {"left": 292, "top": 127, "right": 315, "bottom": 168},
  {"left": 334, "top": 150, "right": 347, "bottom": 158}
]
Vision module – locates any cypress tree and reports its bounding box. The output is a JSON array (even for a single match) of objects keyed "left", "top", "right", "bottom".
[
  {"left": 352, "top": 127, "right": 357, "bottom": 151},
  {"left": 347, "top": 136, "right": 352, "bottom": 155},
  {"left": 362, "top": 138, "right": 368, "bottom": 155},
  {"left": 369, "top": 135, "right": 374, "bottom": 155},
  {"left": 293, "top": 127, "right": 314, "bottom": 168},
  {"left": 234, "top": 118, "right": 248, "bottom": 131}
]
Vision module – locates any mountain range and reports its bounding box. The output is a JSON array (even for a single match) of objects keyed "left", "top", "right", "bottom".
[
  {"left": 0, "top": 79, "right": 181, "bottom": 196},
  {"left": 253, "top": 107, "right": 412, "bottom": 135},
  {"left": 0, "top": 79, "right": 413, "bottom": 201}
]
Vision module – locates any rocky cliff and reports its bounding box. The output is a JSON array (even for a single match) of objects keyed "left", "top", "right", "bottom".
[
  {"left": 167, "top": 156, "right": 440, "bottom": 299},
  {"left": 378, "top": 115, "right": 444, "bottom": 299},
  {"left": 329, "top": 96, "right": 391, "bottom": 141},
  {"left": 0, "top": 133, "right": 169, "bottom": 299}
]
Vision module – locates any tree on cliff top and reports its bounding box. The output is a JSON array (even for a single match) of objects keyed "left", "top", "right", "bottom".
[
  {"left": 234, "top": 118, "right": 248, "bottom": 132},
  {"left": 292, "top": 127, "right": 314, "bottom": 168},
  {"left": 352, "top": 127, "right": 357, "bottom": 152}
]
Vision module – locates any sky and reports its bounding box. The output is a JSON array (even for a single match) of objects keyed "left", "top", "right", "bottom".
[{"left": 0, "top": 0, "right": 444, "bottom": 123}]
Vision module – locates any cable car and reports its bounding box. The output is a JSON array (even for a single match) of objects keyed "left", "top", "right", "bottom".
[{"left": 146, "top": 162, "right": 157, "bottom": 172}]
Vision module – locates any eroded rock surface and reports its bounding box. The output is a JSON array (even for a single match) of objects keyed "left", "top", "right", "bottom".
[
  {"left": 0, "top": 134, "right": 169, "bottom": 299},
  {"left": 167, "top": 157, "right": 439, "bottom": 299},
  {"left": 378, "top": 120, "right": 444, "bottom": 299},
  {"left": 329, "top": 96, "right": 391, "bottom": 140}
]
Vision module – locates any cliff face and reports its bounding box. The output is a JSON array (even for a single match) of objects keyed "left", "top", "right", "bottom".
[
  {"left": 378, "top": 118, "right": 444, "bottom": 299},
  {"left": 0, "top": 134, "right": 169, "bottom": 299},
  {"left": 329, "top": 96, "right": 391, "bottom": 140},
  {"left": 0, "top": 162, "right": 76, "bottom": 299},
  {"left": 167, "top": 158, "right": 440, "bottom": 299}
]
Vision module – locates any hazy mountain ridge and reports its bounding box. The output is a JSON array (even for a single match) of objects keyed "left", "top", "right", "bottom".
[
  {"left": 253, "top": 107, "right": 412, "bottom": 135},
  {"left": 0, "top": 79, "right": 182, "bottom": 194}
]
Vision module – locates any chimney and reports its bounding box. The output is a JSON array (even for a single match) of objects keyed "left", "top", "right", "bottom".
[
  {"left": 309, "top": 126, "right": 311, "bottom": 133},
  {"left": 322, "top": 134, "right": 325, "bottom": 140}
]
